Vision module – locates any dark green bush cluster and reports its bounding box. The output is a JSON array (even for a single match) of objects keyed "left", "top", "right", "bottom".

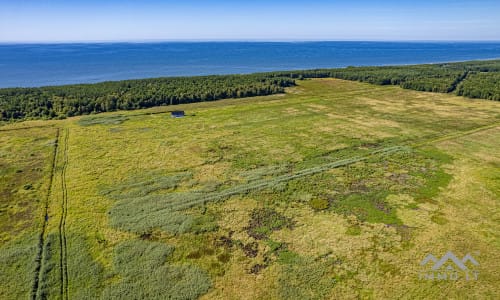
[
  {"left": 308, "top": 197, "right": 330, "bottom": 210},
  {"left": 245, "top": 208, "right": 294, "bottom": 240}
]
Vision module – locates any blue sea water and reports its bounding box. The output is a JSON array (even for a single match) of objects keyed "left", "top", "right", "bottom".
[{"left": 1, "top": 41, "right": 499, "bottom": 88}]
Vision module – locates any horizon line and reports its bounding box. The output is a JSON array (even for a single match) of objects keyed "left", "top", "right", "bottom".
[{"left": 2, "top": 39, "right": 500, "bottom": 45}]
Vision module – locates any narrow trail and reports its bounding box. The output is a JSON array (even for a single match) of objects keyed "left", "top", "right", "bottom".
[
  {"left": 125, "top": 121, "right": 500, "bottom": 214},
  {"left": 411, "top": 122, "right": 499, "bottom": 148},
  {"left": 448, "top": 71, "right": 470, "bottom": 93},
  {"left": 150, "top": 145, "right": 408, "bottom": 213},
  {"left": 31, "top": 128, "right": 60, "bottom": 300},
  {"left": 58, "top": 128, "right": 69, "bottom": 300},
  {"left": 29, "top": 120, "right": 496, "bottom": 299}
]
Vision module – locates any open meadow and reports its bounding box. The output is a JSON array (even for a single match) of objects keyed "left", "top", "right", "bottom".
[{"left": 1, "top": 78, "right": 499, "bottom": 299}]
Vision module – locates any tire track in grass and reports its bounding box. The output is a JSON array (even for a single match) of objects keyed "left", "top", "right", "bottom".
[
  {"left": 411, "top": 122, "right": 500, "bottom": 148},
  {"left": 132, "top": 122, "right": 500, "bottom": 215},
  {"left": 140, "top": 146, "right": 409, "bottom": 214},
  {"left": 58, "top": 128, "right": 69, "bottom": 300},
  {"left": 32, "top": 128, "right": 60, "bottom": 300}
]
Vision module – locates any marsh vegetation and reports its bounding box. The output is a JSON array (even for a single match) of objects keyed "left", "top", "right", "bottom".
[{"left": 1, "top": 73, "right": 499, "bottom": 299}]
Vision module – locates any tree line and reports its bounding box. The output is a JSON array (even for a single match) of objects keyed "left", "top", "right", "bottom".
[
  {"left": 273, "top": 65, "right": 464, "bottom": 91},
  {"left": 456, "top": 72, "right": 500, "bottom": 100},
  {"left": 0, "top": 75, "right": 295, "bottom": 120},
  {"left": 1, "top": 59, "right": 499, "bottom": 121},
  {"left": 268, "top": 59, "right": 500, "bottom": 95}
]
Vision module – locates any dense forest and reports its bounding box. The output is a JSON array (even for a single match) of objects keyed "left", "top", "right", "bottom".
[
  {"left": 0, "top": 75, "right": 295, "bottom": 120},
  {"left": 456, "top": 72, "right": 500, "bottom": 100},
  {"left": 270, "top": 59, "right": 500, "bottom": 95},
  {"left": 1, "top": 59, "right": 499, "bottom": 121}
]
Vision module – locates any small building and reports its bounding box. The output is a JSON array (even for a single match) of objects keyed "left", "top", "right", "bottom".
[{"left": 171, "top": 110, "right": 185, "bottom": 118}]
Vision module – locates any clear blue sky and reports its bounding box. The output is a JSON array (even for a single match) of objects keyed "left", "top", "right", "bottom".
[{"left": 1, "top": 0, "right": 499, "bottom": 42}]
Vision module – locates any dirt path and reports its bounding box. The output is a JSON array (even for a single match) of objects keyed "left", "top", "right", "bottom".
[
  {"left": 29, "top": 121, "right": 498, "bottom": 298},
  {"left": 412, "top": 122, "right": 500, "bottom": 147},
  {"left": 58, "top": 128, "right": 69, "bottom": 300},
  {"left": 31, "top": 128, "right": 60, "bottom": 300}
]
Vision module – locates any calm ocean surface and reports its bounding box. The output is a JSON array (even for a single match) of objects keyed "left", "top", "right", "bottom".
[{"left": 1, "top": 41, "right": 500, "bottom": 88}]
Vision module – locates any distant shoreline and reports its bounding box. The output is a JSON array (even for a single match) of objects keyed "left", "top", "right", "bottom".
[
  {"left": 0, "top": 57, "right": 499, "bottom": 90},
  {"left": 2, "top": 59, "right": 499, "bottom": 122},
  {"left": 1, "top": 41, "right": 500, "bottom": 88}
]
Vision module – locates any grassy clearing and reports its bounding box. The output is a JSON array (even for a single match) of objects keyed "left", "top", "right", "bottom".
[
  {"left": 0, "top": 128, "right": 56, "bottom": 243},
  {"left": 0, "top": 78, "right": 499, "bottom": 299}
]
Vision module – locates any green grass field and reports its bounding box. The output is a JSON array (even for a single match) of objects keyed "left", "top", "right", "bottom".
[{"left": 1, "top": 78, "right": 499, "bottom": 299}]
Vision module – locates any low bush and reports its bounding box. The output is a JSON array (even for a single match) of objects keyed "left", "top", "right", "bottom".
[
  {"left": 308, "top": 198, "right": 329, "bottom": 210},
  {"left": 245, "top": 208, "right": 294, "bottom": 240}
]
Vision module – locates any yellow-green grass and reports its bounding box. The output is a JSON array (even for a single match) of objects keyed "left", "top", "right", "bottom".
[
  {"left": 0, "top": 127, "right": 57, "bottom": 299},
  {"left": 1, "top": 78, "right": 499, "bottom": 299}
]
